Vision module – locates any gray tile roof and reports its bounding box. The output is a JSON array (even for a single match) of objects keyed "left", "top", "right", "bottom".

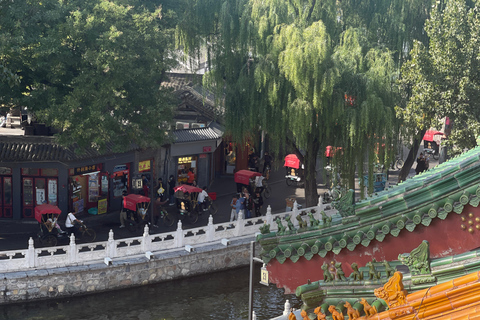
[
  {"left": 0, "top": 136, "right": 133, "bottom": 162},
  {"left": 172, "top": 124, "right": 224, "bottom": 143}
]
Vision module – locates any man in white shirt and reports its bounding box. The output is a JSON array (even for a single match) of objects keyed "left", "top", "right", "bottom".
[
  {"left": 65, "top": 211, "right": 82, "bottom": 235},
  {"left": 197, "top": 186, "right": 209, "bottom": 212}
]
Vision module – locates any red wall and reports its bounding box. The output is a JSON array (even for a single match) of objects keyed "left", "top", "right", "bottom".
[{"left": 267, "top": 205, "right": 480, "bottom": 294}]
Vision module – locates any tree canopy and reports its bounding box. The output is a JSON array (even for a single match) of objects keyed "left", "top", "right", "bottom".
[
  {"left": 0, "top": 0, "right": 179, "bottom": 152},
  {"left": 177, "top": 0, "right": 432, "bottom": 204},
  {"left": 398, "top": 0, "right": 480, "bottom": 155}
]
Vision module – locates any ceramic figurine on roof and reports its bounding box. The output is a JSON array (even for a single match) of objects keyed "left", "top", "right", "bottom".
[
  {"left": 374, "top": 271, "right": 407, "bottom": 308},
  {"left": 333, "top": 189, "right": 355, "bottom": 217},
  {"left": 398, "top": 240, "right": 430, "bottom": 276}
]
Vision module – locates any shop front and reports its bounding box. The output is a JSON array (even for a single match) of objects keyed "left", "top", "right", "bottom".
[
  {"left": 69, "top": 164, "right": 109, "bottom": 215},
  {"left": 21, "top": 168, "right": 59, "bottom": 219},
  {"left": 0, "top": 167, "right": 13, "bottom": 218},
  {"left": 177, "top": 156, "right": 197, "bottom": 185}
]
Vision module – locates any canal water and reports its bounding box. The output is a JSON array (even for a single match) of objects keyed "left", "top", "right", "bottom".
[{"left": 0, "top": 266, "right": 302, "bottom": 320}]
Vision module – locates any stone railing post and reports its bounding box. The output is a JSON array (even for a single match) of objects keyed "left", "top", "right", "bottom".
[
  {"left": 69, "top": 233, "right": 77, "bottom": 264},
  {"left": 142, "top": 224, "right": 151, "bottom": 252},
  {"left": 27, "top": 237, "right": 36, "bottom": 268},
  {"left": 265, "top": 205, "right": 273, "bottom": 226},
  {"left": 175, "top": 220, "right": 184, "bottom": 248},
  {"left": 292, "top": 201, "right": 299, "bottom": 226},
  {"left": 252, "top": 311, "right": 256, "bottom": 320},
  {"left": 283, "top": 300, "right": 291, "bottom": 316},
  {"left": 206, "top": 215, "right": 214, "bottom": 242},
  {"left": 106, "top": 229, "right": 116, "bottom": 258},
  {"left": 235, "top": 211, "right": 244, "bottom": 237},
  {"left": 317, "top": 196, "right": 324, "bottom": 217}
]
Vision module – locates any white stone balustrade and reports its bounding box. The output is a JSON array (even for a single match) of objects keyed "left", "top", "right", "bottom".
[{"left": 0, "top": 200, "right": 337, "bottom": 273}]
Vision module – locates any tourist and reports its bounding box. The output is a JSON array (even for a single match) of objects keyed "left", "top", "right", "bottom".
[
  {"left": 119, "top": 190, "right": 128, "bottom": 228},
  {"left": 253, "top": 190, "right": 263, "bottom": 217},
  {"left": 197, "top": 186, "right": 209, "bottom": 212},
  {"left": 244, "top": 191, "right": 253, "bottom": 219},
  {"left": 263, "top": 152, "right": 272, "bottom": 173},
  {"left": 415, "top": 153, "right": 427, "bottom": 175},
  {"left": 236, "top": 193, "right": 246, "bottom": 219},
  {"left": 229, "top": 194, "right": 238, "bottom": 222}
]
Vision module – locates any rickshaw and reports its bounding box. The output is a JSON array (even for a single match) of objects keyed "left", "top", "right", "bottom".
[
  {"left": 234, "top": 170, "right": 271, "bottom": 199},
  {"left": 35, "top": 204, "right": 96, "bottom": 246},
  {"left": 423, "top": 129, "right": 443, "bottom": 160},
  {"left": 35, "top": 204, "right": 66, "bottom": 247},
  {"left": 284, "top": 154, "right": 304, "bottom": 186},
  {"left": 174, "top": 184, "right": 218, "bottom": 224},
  {"left": 123, "top": 194, "right": 151, "bottom": 232}
]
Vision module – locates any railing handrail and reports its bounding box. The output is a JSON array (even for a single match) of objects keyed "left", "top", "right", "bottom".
[{"left": 0, "top": 200, "right": 335, "bottom": 272}]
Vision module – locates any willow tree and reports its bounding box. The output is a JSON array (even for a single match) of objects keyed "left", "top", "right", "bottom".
[{"left": 177, "top": 0, "right": 430, "bottom": 206}]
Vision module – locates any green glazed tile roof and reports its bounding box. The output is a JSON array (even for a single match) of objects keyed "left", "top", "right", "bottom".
[{"left": 258, "top": 146, "right": 480, "bottom": 264}]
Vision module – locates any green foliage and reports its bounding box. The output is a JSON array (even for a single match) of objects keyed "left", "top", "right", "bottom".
[
  {"left": 399, "top": 0, "right": 480, "bottom": 152},
  {"left": 0, "top": 0, "right": 178, "bottom": 152},
  {"left": 177, "top": 0, "right": 430, "bottom": 202}
]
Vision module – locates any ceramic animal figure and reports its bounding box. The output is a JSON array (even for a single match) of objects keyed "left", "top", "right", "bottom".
[
  {"left": 344, "top": 301, "right": 360, "bottom": 320},
  {"left": 285, "top": 215, "right": 296, "bottom": 231},
  {"left": 296, "top": 215, "right": 308, "bottom": 229},
  {"left": 366, "top": 261, "right": 381, "bottom": 280},
  {"left": 321, "top": 262, "right": 334, "bottom": 282},
  {"left": 300, "top": 310, "right": 310, "bottom": 320},
  {"left": 349, "top": 263, "right": 363, "bottom": 281},
  {"left": 383, "top": 260, "right": 395, "bottom": 278},
  {"left": 328, "top": 305, "right": 344, "bottom": 320},
  {"left": 335, "top": 262, "right": 347, "bottom": 281},
  {"left": 360, "top": 298, "right": 377, "bottom": 316},
  {"left": 320, "top": 211, "right": 332, "bottom": 226},
  {"left": 289, "top": 310, "right": 297, "bottom": 320},
  {"left": 314, "top": 307, "right": 326, "bottom": 320},
  {"left": 307, "top": 212, "right": 320, "bottom": 227},
  {"left": 275, "top": 217, "right": 286, "bottom": 234}
]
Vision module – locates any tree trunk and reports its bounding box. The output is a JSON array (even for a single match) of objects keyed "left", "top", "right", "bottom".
[
  {"left": 303, "top": 139, "right": 320, "bottom": 208},
  {"left": 397, "top": 129, "right": 426, "bottom": 182}
]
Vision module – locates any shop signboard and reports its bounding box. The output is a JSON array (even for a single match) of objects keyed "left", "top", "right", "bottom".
[
  {"left": 98, "top": 198, "right": 107, "bottom": 215},
  {"left": 74, "top": 165, "right": 98, "bottom": 175},
  {"left": 203, "top": 146, "right": 212, "bottom": 152},
  {"left": 138, "top": 160, "right": 151, "bottom": 172}
]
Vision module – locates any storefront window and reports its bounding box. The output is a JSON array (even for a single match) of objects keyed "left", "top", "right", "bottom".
[
  {"left": 113, "top": 164, "right": 129, "bottom": 197},
  {"left": 22, "top": 168, "right": 40, "bottom": 176},
  {"left": 4, "top": 178, "right": 12, "bottom": 205},
  {"left": 35, "top": 179, "right": 46, "bottom": 205},
  {"left": 42, "top": 168, "right": 59, "bottom": 176},
  {"left": 177, "top": 156, "right": 197, "bottom": 184},
  {"left": 48, "top": 179, "right": 57, "bottom": 205},
  {"left": 23, "top": 178, "right": 33, "bottom": 206},
  {"left": 88, "top": 173, "right": 99, "bottom": 202},
  {"left": 100, "top": 175, "right": 109, "bottom": 197}
]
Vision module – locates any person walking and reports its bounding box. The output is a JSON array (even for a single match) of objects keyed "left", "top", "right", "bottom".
[
  {"left": 119, "top": 190, "right": 128, "bottom": 228},
  {"left": 244, "top": 191, "right": 253, "bottom": 219},
  {"left": 253, "top": 189, "right": 263, "bottom": 217},
  {"left": 168, "top": 175, "right": 176, "bottom": 206},
  {"left": 236, "top": 193, "right": 245, "bottom": 219},
  {"left": 229, "top": 194, "right": 238, "bottom": 222}
]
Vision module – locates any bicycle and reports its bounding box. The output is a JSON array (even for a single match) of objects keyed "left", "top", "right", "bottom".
[
  {"left": 77, "top": 221, "right": 96, "bottom": 242},
  {"left": 159, "top": 207, "right": 176, "bottom": 227},
  {"left": 391, "top": 156, "right": 404, "bottom": 170}
]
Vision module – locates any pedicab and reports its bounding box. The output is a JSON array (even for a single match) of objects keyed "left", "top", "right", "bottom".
[
  {"left": 123, "top": 193, "right": 151, "bottom": 232},
  {"left": 35, "top": 204, "right": 66, "bottom": 247},
  {"left": 174, "top": 184, "right": 218, "bottom": 224},
  {"left": 284, "top": 154, "right": 304, "bottom": 186},
  {"left": 234, "top": 169, "right": 271, "bottom": 199}
]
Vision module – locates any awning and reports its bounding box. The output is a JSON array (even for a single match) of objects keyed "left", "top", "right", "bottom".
[{"left": 423, "top": 130, "right": 444, "bottom": 142}]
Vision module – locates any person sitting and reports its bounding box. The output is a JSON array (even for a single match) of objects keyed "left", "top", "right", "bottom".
[
  {"left": 197, "top": 186, "right": 209, "bottom": 212},
  {"left": 65, "top": 211, "right": 82, "bottom": 235}
]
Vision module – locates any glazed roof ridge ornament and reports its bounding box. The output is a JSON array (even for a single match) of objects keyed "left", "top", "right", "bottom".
[{"left": 374, "top": 271, "right": 408, "bottom": 309}]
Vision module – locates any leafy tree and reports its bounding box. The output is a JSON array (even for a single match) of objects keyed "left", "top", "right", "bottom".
[
  {"left": 398, "top": 0, "right": 480, "bottom": 174},
  {"left": 0, "top": 0, "right": 178, "bottom": 151},
  {"left": 177, "top": 0, "right": 430, "bottom": 205}
]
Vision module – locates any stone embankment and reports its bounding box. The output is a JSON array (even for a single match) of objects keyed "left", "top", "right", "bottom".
[{"left": 1, "top": 237, "right": 254, "bottom": 304}]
